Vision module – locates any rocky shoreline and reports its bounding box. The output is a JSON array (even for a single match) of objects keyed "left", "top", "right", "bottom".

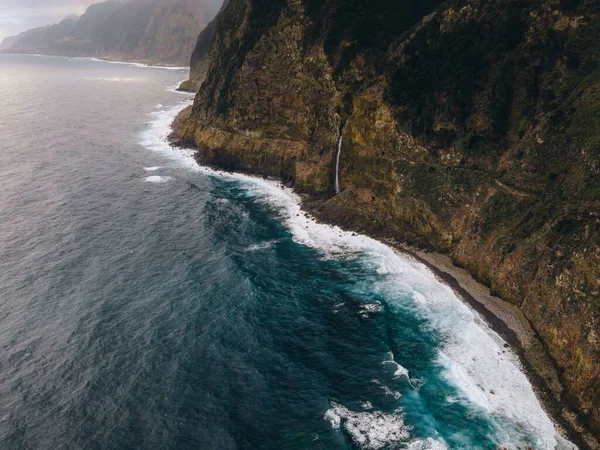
[
  {"left": 300, "top": 195, "right": 597, "bottom": 450},
  {"left": 381, "top": 243, "right": 596, "bottom": 450},
  {"left": 169, "top": 113, "right": 598, "bottom": 449}
]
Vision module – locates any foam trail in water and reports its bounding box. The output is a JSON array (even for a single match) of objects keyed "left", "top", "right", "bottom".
[
  {"left": 405, "top": 438, "right": 448, "bottom": 450},
  {"left": 359, "top": 301, "right": 382, "bottom": 317},
  {"left": 383, "top": 352, "right": 410, "bottom": 380},
  {"left": 143, "top": 167, "right": 161, "bottom": 172},
  {"left": 245, "top": 239, "right": 282, "bottom": 252},
  {"left": 143, "top": 175, "right": 172, "bottom": 183},
  {"left": 86, "top": 57, "right": 189, "bottom": 71},
  {"left": 84, "top": 76, "right": 141, "bottom": 82},
  {"left": 138, "top": 99, "right": 197, "bottom": 171},
  {"left": 139, "top": 97, "right": 576, "bottom": 450},
  {"left": 324, "top": 402, "right": 413, "bottom": 449},
  {"left": 12, "top": 54, "right": 187, "bottom": 71}
]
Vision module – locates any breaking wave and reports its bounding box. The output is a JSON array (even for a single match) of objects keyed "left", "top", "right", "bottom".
[{"left": 137, "top": 92, "right": 575, "bottom": 450}]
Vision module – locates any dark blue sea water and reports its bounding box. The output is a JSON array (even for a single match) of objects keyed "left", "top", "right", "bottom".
[{"left": 0, "top": 55, "right": 574, "bottom": 450}]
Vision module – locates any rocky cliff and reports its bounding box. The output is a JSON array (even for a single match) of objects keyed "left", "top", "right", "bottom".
[
  {"left": 178, "top": 0, "right": 600, "bottom": 445},
  {"left": 0, "top": 0, "right": 221, "bottom": 66},
  {"left": 178, "top": 0, "right": 229, "bottom": 91}
]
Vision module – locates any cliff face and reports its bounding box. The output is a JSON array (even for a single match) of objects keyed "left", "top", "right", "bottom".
[
  {"left": 0, "top": 35, "right": 19, "bottom": 50},
  {"left": 0, "top": 0, "right": 221, "bottom": 66},
  {"left": 178, "top": 0, "right": 229, "bottom": 92},
  {"left": 179, "top": 0, "right": 600, "bottom": 443}
]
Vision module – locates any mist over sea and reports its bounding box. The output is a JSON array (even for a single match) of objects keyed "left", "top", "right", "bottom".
[{"left": 0, "top": 55, "right": 574, "bottom": 449}]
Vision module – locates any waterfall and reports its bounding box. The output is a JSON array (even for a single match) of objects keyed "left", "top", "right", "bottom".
[{"left": 334, "top": 132, "right": 343, "bottom": 194}]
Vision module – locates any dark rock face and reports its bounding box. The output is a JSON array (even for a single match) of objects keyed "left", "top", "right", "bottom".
[
  {"left": 179, "top": 0, "right": 229, "bottom": 92},
  {"left": 179, "top": 0, "right": 600, "bottom": 444},
  {"left": 0, "top": 0, "right": 221, "bottom": 66}
]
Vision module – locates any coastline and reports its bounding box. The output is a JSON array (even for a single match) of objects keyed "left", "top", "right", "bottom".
[
  {"left": 379, "top": 242, "right": 597, "bottom": 450},
  {"left": 301, "top": 195, "right": 596, "bottom": 450},
  {"left": 0, "top": 52, "right": 190, "bottom": 70},
  {"left": 168, "top": 114, "right": 598, "bottom": 449}
]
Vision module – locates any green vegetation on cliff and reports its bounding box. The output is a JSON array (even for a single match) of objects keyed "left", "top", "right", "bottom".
[{"left": 179, "top": 0, "right": 600, "bottom": 445}]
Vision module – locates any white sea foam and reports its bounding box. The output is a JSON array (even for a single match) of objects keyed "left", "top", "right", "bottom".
[
  {"left": 381, "top": 386, "right": 402, "bottom": 400},
  {"left": 17, "top": 54, "right": 187, "bottom": 71},
  {"left": 86, "top": 57, "right": 188, "bottom": 71},
  {"left": 143, "top": 175, "right": 172, "bottom": 183},
  {"left": 324, "top": 402, "right": 411, "bottom": 449},
  {"left": 84, "top": 76, "right": 139, "bottom": 83},
  {"left": 139, "top": 95, "right": 576, "bottom": 450},
  {"left": 246, "top": 239, "right": 281, "bottom": 252},
  {"left": 138, "top": 99, "right": 198, "bottom": 174},
  {"left": 143, "top": 166, "right": 161, "bottom": 172},
  {"left": 405, "top": 437, "right": 448, "bottom": 450},
  {"left": 359, "top": 301, "right": 382, "bottom": 317},
  {"left": 155, "top": 104, "right": 164, "bottom": 109},
  {"left": 383, "top": 352, "right": 410, "bottom": 380}
]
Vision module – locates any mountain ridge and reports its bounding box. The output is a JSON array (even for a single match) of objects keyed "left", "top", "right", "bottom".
[{"left": 1, "top": 0, "right": 221, "bottom": 66}]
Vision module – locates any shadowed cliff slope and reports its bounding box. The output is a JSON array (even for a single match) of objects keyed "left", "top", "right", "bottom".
[
  {"left": 0, "top": 0, "right": 221, "bottom": 66},
  {"left": 179, "top": 0, "right": 229, "bottom": 91},
  {"left": 179, "top": 0, "right": 600, "bottom": 445}
]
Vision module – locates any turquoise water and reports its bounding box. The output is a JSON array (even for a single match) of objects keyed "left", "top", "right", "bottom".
[{"left": 0, "top": 55, "right": 573, "bottom": 449}]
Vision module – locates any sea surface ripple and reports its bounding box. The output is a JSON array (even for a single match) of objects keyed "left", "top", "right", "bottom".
[{"left": 0, "top": 55, "right": 574, "bottom": 450}]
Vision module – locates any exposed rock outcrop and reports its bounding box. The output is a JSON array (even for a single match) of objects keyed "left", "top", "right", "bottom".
[{"left": 178, "top": 0, "right": 600, "bottom": 445}]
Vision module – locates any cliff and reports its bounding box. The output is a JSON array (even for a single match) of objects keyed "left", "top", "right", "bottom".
[
  {"left": 0, "top": 0, "right": 221, "bottom": 66},
  {"left": 178, "top": 0, "right": 600, "bottom": 445},
  {"left": 178, "top": 0, "right": 229, "bottom": 92}
]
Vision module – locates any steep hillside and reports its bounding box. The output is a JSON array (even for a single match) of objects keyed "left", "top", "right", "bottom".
[
  {"left": 178, "top": 0, "right": 229, "bottom": 91},
  {"left": 178, "top": 0, "right": 600, "bottom": 445},
  {"left": 0, "top": 0, "right": 221, "bottom": 66},
  {"left": 0, "top": 35, "right": 25, "bottom": 50},
  {"left": 1, "top": 2, "right": 124, "bottom": 56}
]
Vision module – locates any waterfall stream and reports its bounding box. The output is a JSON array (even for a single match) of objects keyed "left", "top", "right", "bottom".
[{"left": 335, "top": 132, "right": 343, "bottom": 194}]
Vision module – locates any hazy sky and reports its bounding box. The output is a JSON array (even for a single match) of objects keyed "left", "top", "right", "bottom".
[{"left": 0, "top": 1, "right": 97, "bottom": 41}]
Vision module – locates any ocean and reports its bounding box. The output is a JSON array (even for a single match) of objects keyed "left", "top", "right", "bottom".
[{"left": 0, "top": 54, "right": 574, "bottom": 450}]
